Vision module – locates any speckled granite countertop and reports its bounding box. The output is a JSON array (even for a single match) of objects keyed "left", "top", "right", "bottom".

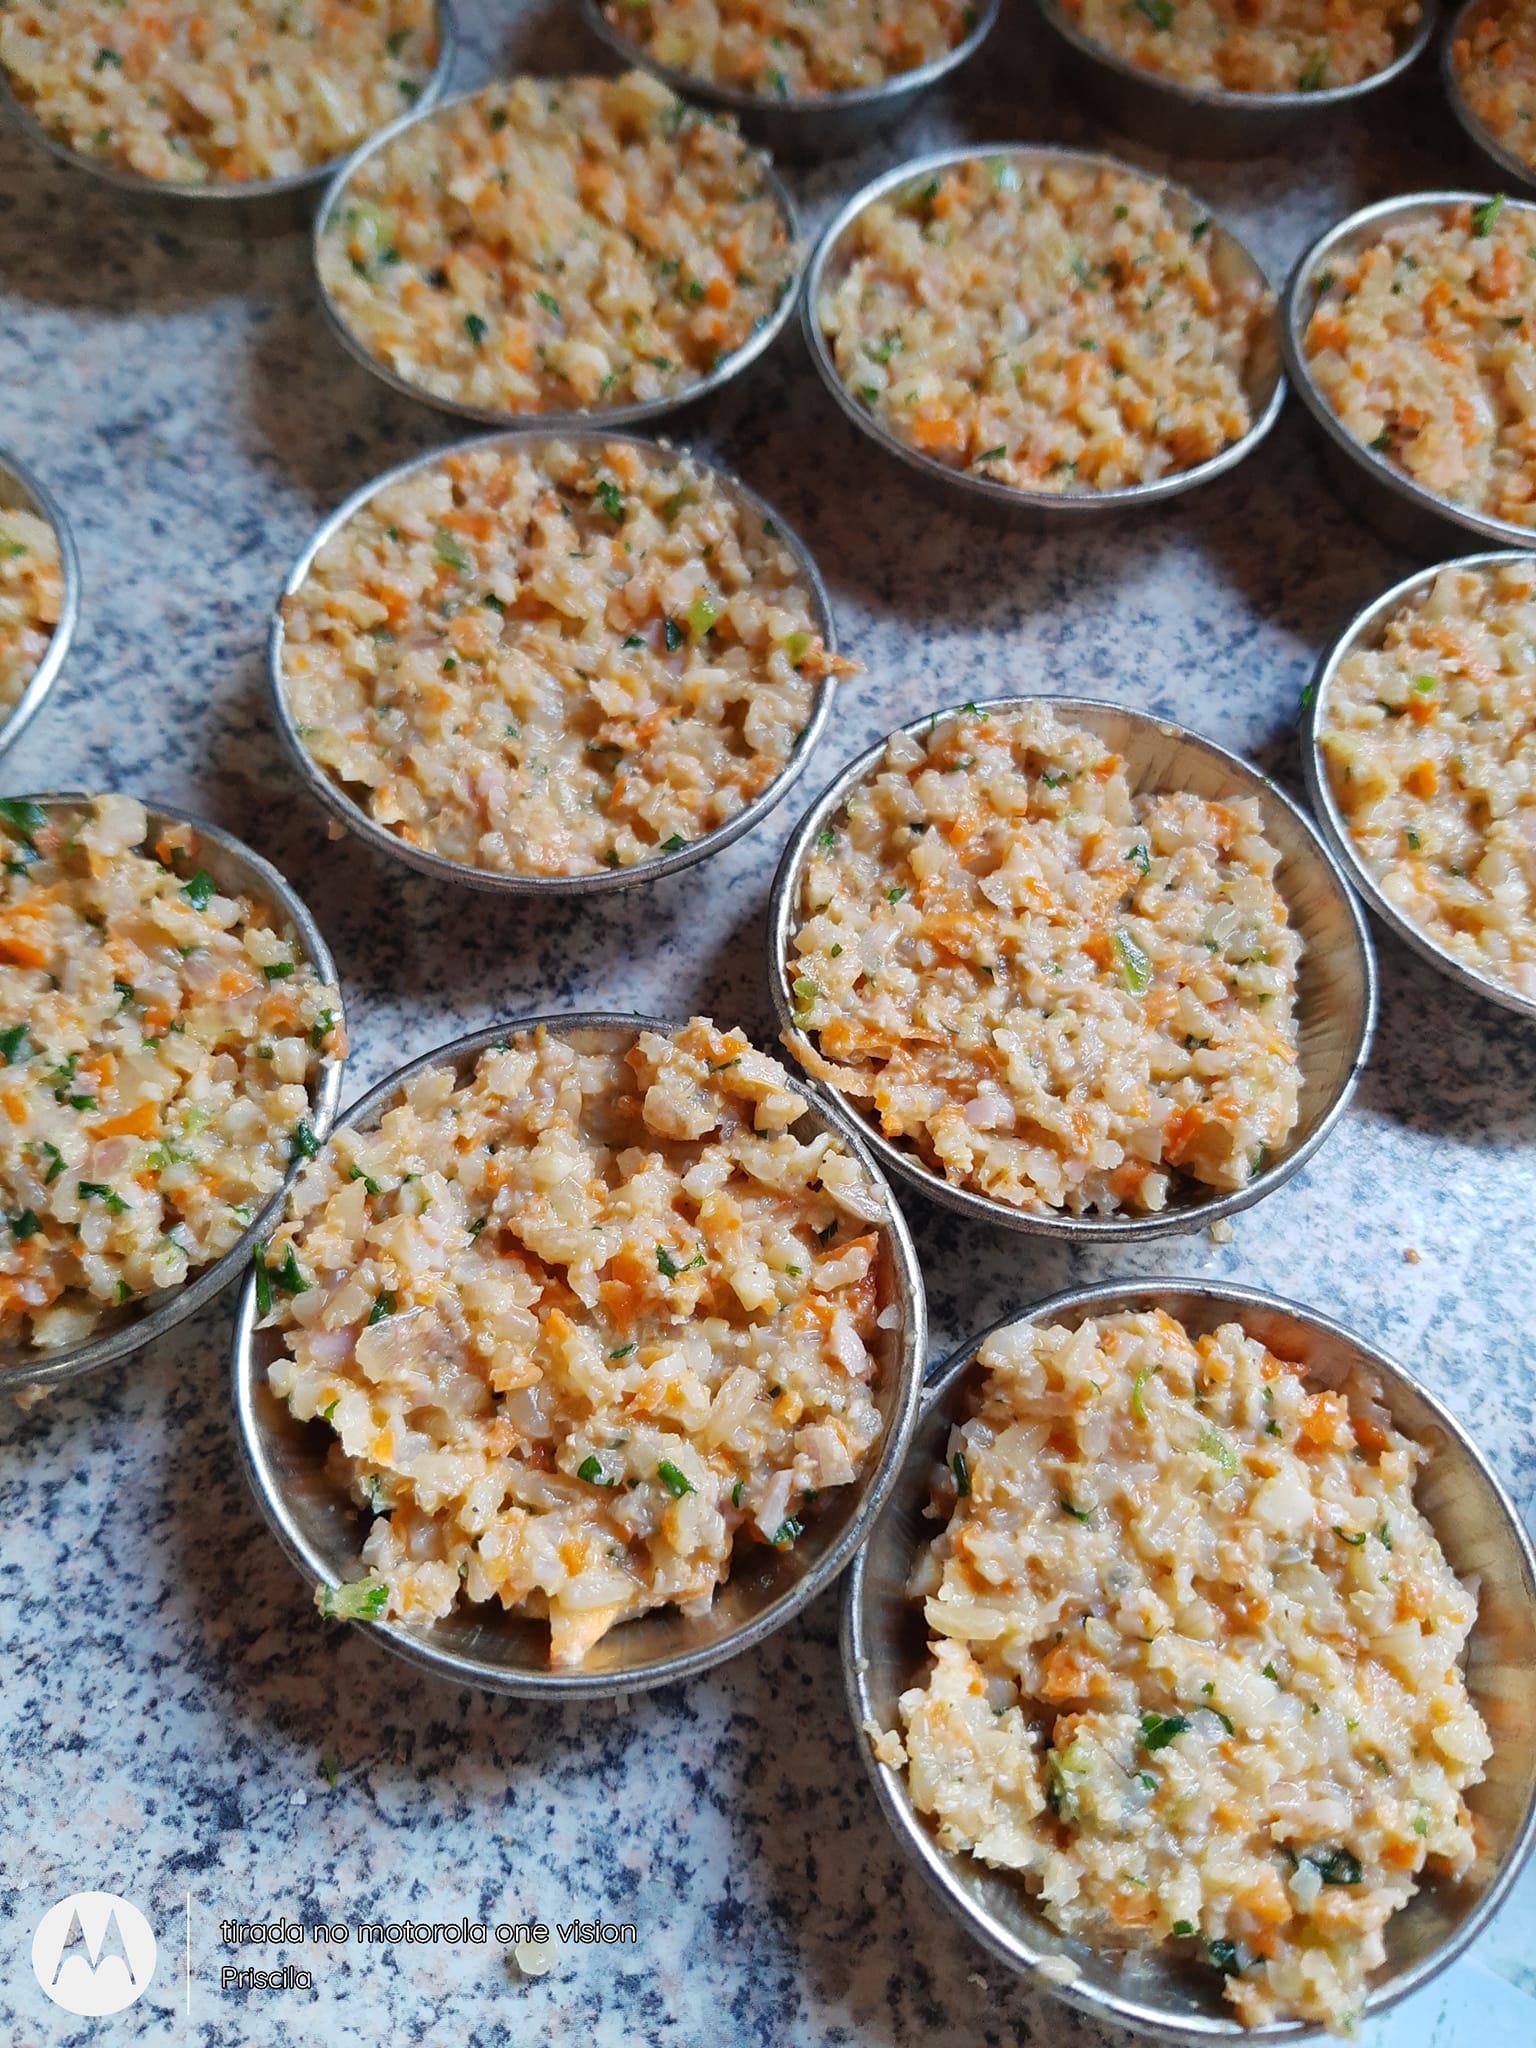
[{"left": 1, "top": 3, "right": 1533, "bottom": 2042}]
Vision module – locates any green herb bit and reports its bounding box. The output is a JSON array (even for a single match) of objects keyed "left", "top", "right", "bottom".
[
  {"left": 1133, "top": 0, "right": 1173, "bottom": 27},
  {"left": 731, "top": 1479, "right": 745, "bottom": 1508},
  {"left": 659, "top": 833, "right": 687, "bottom": 853},
  {"left": 1140, "top": 1711, "right": 1190, "bottom": 1752},
  {"left": 952, "top": 1450, "right": 971, "bottom": 1496},
  {"left": 1197, "top": 1425, "right": 1237, "bottom": 1473},
  {"left": 8, "top": 1208, "right": 41, "bottom": 1240},
  {"left": 0, "top": 1023, "right": 28, "bottom": 1064},
  {"left": 254, "top": 1244, "right": 274, "bottom": 1316},
  {"left": 367, "top": 1292, "right": 396, "bottom": 1326},
  {"left": 463, "top": 312, "right": 488, "bottom": 346},
  {"left": 1334, "top": 1526, "right": 1368, "bottom": 1545},
  {"left": 1128, "top": 842, "right": 1151, "bottom": 877},
  {"left": 887, "top": 886, "right": 907, "bottom": 903},
  {"left": 0, "top": 797, "right": 46, "bottom": 840},
  {"left": 321, "top": 1579, "right": 388, "bottom": 1621},
  {"left": 1472, "top": 194, "right": 1506, "bottom": 237},
  {"left": 1306, "top": 1847, "right": 1363, "bottom": 1885},
  {"left": 310, "top": 1008, "right": 335, "bottom": 1051},
  {"left": 1297, "top": 45, "right": 1329, "bottom": 90},
  {"left": 1206, "top": 1938, "right": 1240, "bottom": 1976},
  {"left": 181, "top": 868, "right": 217, "bottom": 910},
  {"left": 290, "top": 1120, "right": 321, "bottom": 1161},
  {"left": 273, "top": 1245, "right": 308, "bottom": 1294},
  {"left": 38, "top": 1140, "right": 65, "bottom": 1184},
  {"left": 263, "top": 962, "right": 294, "bottom": 982},
  {"left": 976, "top": 445, "right": 1007, "bottom": 463},
  {"left": 657, "top": 1459, "right": 694, "bottom": 1497},
  {"left": 576, "top": 1454, "right": 613, "bottom": 1485},
  {"left": 662, "top": 616, "right": 684, "bottom": 652},
  {"left": 1369, "top": 431, "right": 1392, "bottom": 453},
  {"left": 434, "top": 529, "right": 471, "bottom": 573},
  {"left": 77, "top": 1180, "right": 128, "bottom": 1214},
  {"left": 771, "top": 1517, "right": 802, "bottom": 1547},
  {"left": 347, "top": 1165, "right": 383, "bottom": 1196},
  {"left": 609, "top": 1342, "right": 635, "bottom": 1360},
  {"left": 655, "top": 1244, "right": 705, "bottom": 1279},
  {"left": 1113, "top": 927, "right": 1153, "bottom": 995},
  {"left": 687, "top": 591, "right": 720, "bottom": 639},
  {"left": 94, "top": 45, "right": 122, "bottom": 68},
  {"left": 816, "top": 828, "right": 835, "bottom": 851},
  {"left": 1172, "top": 1920, "right": 1196, "bottom": 1938},
  {"left": 1059, "top": 1498, "right": 1092, "bottom": 1521},
  {"left": 596, "top": 479, "right": 625, "bottom": 521}
]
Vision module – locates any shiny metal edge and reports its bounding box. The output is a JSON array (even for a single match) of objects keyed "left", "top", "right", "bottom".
[
  {"left": 231, "top": 1009, "right": 928, "bottom": 1698},
  {"left": 1301, "top": 549, "right": 1536, "bottom": 1023},
  {"left": 267, "top": 425, "right": 842, "bottom": 892},
  {"left": 1282, "top": 190, "right": 1536, "bottom": 554},
  {"left": 0, "top": 0, "right": 459, "bottom": 208},
  {"left": 311, "top": 79, "right": 803, "bottom": 429},
  {"left": 766, "top": 694, "right": 1378, "bottom": 1240},
  {"left": 802, "top": 144, "right": 1287, "bottom": 519},
  {"left": 577, "top": 0, "right": 1002, "bottom": 153},
  {"left": 1, "top": 795, "right": 347, "bottom": 1393},
  {"left": 0, "top": 448, "right": 80, "bottom": 760},
  {"left": 1441, "top": 0, "right": 1536, "bottom": 198},
  {"left": 842, "top": 1275, "right": 1536, "bottom": 2041}
]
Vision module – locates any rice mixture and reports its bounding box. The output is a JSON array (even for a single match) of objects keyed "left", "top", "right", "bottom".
[
  {"left": 1320, "top": 558, "right": 1536, "bottom": 999},
  {"left": 879, "top": 1309, "right": 1491, "bottom": 2034},
  {"left": 279, "top": 438, "right": 850, "bottom": 877},
  {"left": 1455, "top": 2, "right": 1536, "bottom": 172},
  {"left": 317, "top": 72, "right": 798, "bottom": 418},
  {"left": 0, "top": 506, "right": 64, "bottom": 723},
  {"left": 260, "top": 1018, "right": 893, "bottom": 1666},
  {"left": 599, "top": 0, "right": 976, "bottom": 97},
  {"left": 1304, "top": 198, "right": 1536, "bottom": 529},
  {"left": 1060, "top": 0, "right": 1420, "bottom": 95},
  {"left": 0, "top": 795, "right": 343, "bottom": 1354},
  {"left": 785, "top": 703, "right": 1301, "bottom": 1217},
  {"left": 0, "top": 1, "right": 437, "bottom": 185},
  {"left": 817, "top": 158, "right": 1270, "bottom": 494}
]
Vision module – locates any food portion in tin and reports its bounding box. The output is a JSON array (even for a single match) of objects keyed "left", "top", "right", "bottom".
[
  {"left": 784, "top": 702, "right": 1301, "bottom": 1217},
  {"left": 1060, "top": 0, "right": 1420, "bottom": 96},
  {"left": 0, "top": 502, "right": 64, "bottom": 722},
  {"left": 1454, "top": 2, "right": 1536, "bottom": 173},
  {"left": 1320, "top": 556, "right": 1536, "bottom": 1000},
  {"left": 278, "top": 437, "right": 852, "bottom": 879},
  {"left": 259, "top": 1018, "right": 894, "bottom": 1666},
  {"left": 0, "top": 0, "right": 438, "bottom": 185},
  {"left": 1303, "top": 197, "right": 1536, "bottom": 529},
  {"left": 879, "top": 1307, "right": 1491, "bottom": 2034},
  {"left": 316, "top": 72, "right": 798, "bottom": 418},
  {"left": 598, "top": 0, "right": 976, "bottom": 97},
  {"left": 816, "top": 157, "right": 1272, "bottom": 495},
  {"left": 0, "top": 795, "right": 343, "bottom": 1354}
]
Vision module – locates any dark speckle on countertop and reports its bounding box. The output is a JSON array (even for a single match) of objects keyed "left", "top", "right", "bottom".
[{"left": 1, "top": 3, "right": 1533, "bottom": 2043}]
